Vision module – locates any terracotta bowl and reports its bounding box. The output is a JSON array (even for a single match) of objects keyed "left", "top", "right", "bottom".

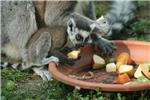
[{"left": 48, "top": 40, "right": 150, "bottom": 92}]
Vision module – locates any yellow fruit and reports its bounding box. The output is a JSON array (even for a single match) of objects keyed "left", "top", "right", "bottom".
[
  {"left": 67, "top": 50, "right": 80, "bottom": 59},
  {"left": 118, "top": 65, "right": 134, "bottom": 77},
  {"left": 116, "top": 52, "right": 132, "bottom": 69}
]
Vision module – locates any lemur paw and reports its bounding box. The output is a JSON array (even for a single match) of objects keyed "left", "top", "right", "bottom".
[
  {"left": 41, "top": 56, "right": 59, "bottom": 66},
  {"left": 60, "top": 58, "right": 75, "bottom": 66},
  {"left": 96, "top": 39, "right": 116, "bottom": 56},
  {"left": 66, "top": 59, "right": 75, "bottom": 66},
  {"left": 32, "top": 67, "right": 52, "bottom": 80}
]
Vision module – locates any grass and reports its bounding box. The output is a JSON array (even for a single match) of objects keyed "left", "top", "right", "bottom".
[{"left": 1, "top": 68, "right": 150, "bottom": 100}]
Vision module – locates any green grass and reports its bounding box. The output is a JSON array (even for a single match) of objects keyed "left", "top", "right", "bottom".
[{"left": 1, "top": 66, "right": 150, "bottom": 100}]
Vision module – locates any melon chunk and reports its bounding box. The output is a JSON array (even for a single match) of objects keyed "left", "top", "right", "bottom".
[
  {"left": 118, "top": 65, "right": 134, "bottom": 77},
  {"left": 106, "top": 63, "right": 116, "bottom": 72},
  {"left": 115, "top": 73, "right": 130, "bottom": 84},
  {"left": 67, "top": 50, "right": 80, "bottom": 59},
  {"left": 92, "top": 54, "right": 105, "bottom": 69},
  {"left": 134, "top": 64, "right": 149, "bottom": 78}
]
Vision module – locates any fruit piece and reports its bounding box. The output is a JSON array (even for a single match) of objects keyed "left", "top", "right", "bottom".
[
  {"left": 67, "top": 50, "right": 80, "bottom": 59},
  {"left": 106, "top": 63, "right": 116, "bottom": 72},
  {"left": 116, "top": 52, "right": 132, "bottom": 69},
  {"left": 115, "top": 73, "right": 130, "bottom": 84},
  {"left": 134, "top": 64, "right": 149, "bottom": 78},
  {"left": 92, "top": 54, "right": 105, "bottom": 69},
  {"left": 118, "top": 65, "right": 134, "bottom": 77},
  {"left": 144, "top": 62, "right": 150, "bottom": 71},
  {"left": 134, "top": 75, "right": 150, "bottom": 83},
  {"left": 142, "top": 72, "right": 150, "bottom": 79}
]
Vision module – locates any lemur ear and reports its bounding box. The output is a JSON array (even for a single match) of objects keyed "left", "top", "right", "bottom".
[
  {"left": 96, "top": 16, "right": 108, "bottom": 25},
  {"left": 96, "top": 16, "right": 104, "bottom": 22},
  {"left": 67, "top": 18, "right": 76, "bottom": 32}
]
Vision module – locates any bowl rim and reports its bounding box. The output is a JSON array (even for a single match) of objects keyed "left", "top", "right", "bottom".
[{"left": 48, "top": 40, "right": 150, "bottom": 92}]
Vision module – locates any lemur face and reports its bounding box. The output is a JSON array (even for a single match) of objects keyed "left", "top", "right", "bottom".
[{"left": 67, "top": 18, "right": 92, "bottom": 47}]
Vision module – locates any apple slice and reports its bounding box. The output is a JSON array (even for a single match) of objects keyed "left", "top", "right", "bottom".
[
  {"left": 134, "top": 64, "right": 149, "bottom": 78},
  {"left": 106, "top": 63, "right": 117, "bottom": 72},
  {"left": 92, "top": 54, "right": 105, "bottom": 69},
  {"left": 118, "top": 65, "right": 134, "bottom": 77},
  {"left": 67, "top": 50, "right": 80, "bottom": 59}
]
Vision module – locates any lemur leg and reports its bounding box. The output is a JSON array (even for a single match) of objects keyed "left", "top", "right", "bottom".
[
  {"left": 11, "top": 63, "right": 19, "bottom": 69},
  {"left": 23, "top": 31, "right": 59, "bottom": 80},
  {"left": 32, "top": 56, "right": 59, "bottom": 80},
  {"left": 41, "top": 56, "right": 59, "bottom": 66},
  {"left": 32, "top": 67, "right": 52, "bottom": 80},
  {"left": 0, "top": 62, "right": 8, "bottom": 68}
]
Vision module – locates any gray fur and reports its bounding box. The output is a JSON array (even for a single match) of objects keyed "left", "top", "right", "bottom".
[
  {"left": 1, "top": 1, "right": 37, "bottom": 48},
  {"left": 45, "top": 1, "right": 77, "bottom": 26},
  {"left": 106, "top": 0, "right": 136, "bottom": 32}
]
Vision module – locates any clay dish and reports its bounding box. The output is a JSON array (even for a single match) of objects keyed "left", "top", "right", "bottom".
[{"left": 49, "top": 40, "right": 150, "bottom": 92}]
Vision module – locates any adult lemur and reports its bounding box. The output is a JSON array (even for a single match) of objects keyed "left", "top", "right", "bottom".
[{"left": 1, "top": 0, "right": 135, "bottom": 80}]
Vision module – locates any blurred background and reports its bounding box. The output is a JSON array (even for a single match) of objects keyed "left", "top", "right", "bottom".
[{"left": 94, "top": 1, "right": 150, "bottom": 41}]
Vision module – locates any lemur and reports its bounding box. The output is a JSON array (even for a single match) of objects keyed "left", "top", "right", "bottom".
[{"left": 1, "top": 0, "right": 135, "bottom": 80}]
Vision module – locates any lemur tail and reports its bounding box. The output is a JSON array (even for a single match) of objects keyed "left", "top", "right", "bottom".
[{"left": 105, "top": 0, "right": 136, "bottom": 35}]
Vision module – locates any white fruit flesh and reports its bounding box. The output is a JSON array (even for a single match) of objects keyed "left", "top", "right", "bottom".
[
  {"left": 67, "top": 50, "right": 80, "bottom": 59},
  {"left": 92, "top": 54, "right": 105, "bottom": 69},
  {"left": 106, "top": 63, "right": 116, "bottom": 72},
  {"left": 118, "top": 65, "right": 134, "bottom": 77},
  {"left": 134, "top": 64, "right": 149, "bottom": 78}
]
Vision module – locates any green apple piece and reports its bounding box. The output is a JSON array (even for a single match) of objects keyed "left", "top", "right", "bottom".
[
  {"left": 92, "top": 54, "right": 106, "bottom": 69},
  {"left": 134, "top": 76, "right": 150, "bottom": 83}
]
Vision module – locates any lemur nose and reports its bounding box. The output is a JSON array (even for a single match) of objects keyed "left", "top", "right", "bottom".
[{"left": 76, "top": 34, "right": 83, "bottom": 41}]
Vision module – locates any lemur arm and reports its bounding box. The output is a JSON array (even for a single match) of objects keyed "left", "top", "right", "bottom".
[{"left": 51, "top": 50, "right": 75, "bottom": 66}]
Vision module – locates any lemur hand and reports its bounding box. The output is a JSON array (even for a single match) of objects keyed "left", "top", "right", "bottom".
[
  {"left": 91, "top": 34, "right": 116, "bottom": 57},
  {"left": 97, "top": 38, "right": 116, "bottom": 56},
  {"left": 59, "top": 57, "right": 75, "bottom": 66}
]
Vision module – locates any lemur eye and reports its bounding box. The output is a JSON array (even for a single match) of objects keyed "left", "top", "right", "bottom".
[
  {"left": 85, "top": 36, "right": 90, "bottom": 43},
  {"left": 76, "top": 34, "right": 83, "bottom": 41}
]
